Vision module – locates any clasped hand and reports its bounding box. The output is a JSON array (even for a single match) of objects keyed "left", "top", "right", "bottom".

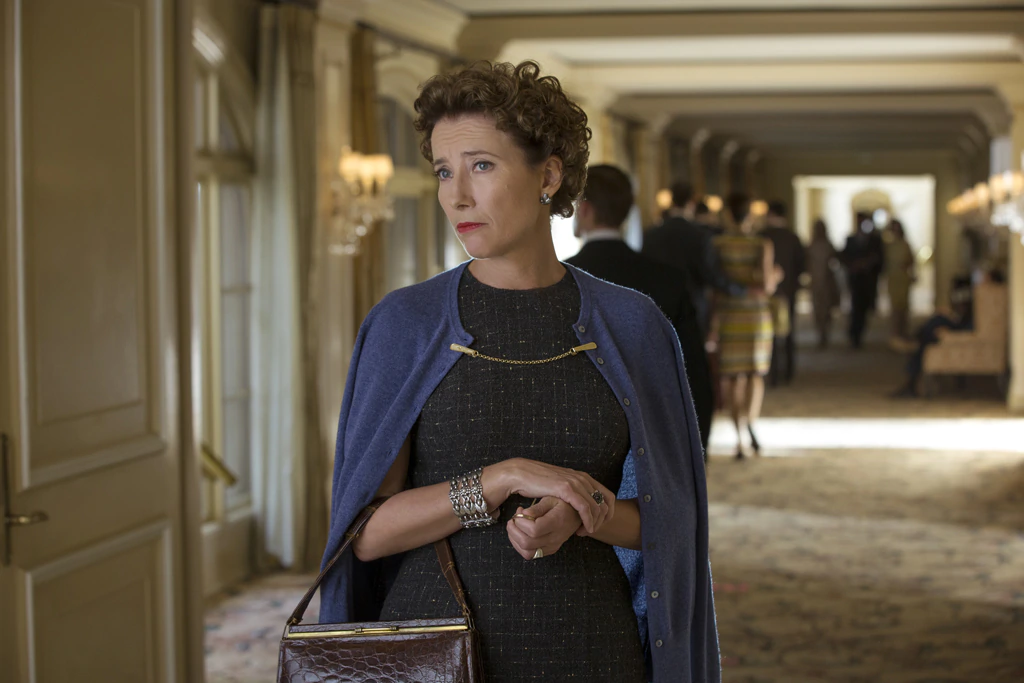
[
  {"left": 489, "top": 458, "right": 615, "bottom": 560},
  {"left": 506, "top": 497, "right": 585, "bottom": 560}
]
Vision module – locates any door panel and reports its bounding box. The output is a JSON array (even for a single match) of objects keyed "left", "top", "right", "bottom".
[
  {"left": 1, "top": 0, "right": 191, "bottom": 681},
  {"left": 28, "top": 522, "right": 173, "bottom": 683},
  {"left": 22, "top": 0, "right": 165, "bottom": 486}
]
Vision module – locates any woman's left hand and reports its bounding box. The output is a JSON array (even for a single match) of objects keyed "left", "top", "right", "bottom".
[{"left": 506, "top": 497, "right": 582, "bottom": 560}]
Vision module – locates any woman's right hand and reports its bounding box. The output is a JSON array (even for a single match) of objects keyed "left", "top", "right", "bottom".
[{"left": 484, "top": 458, "right": 614, "bottom": 535}]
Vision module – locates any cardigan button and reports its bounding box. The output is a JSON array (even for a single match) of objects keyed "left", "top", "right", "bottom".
[
  {"left": 643, "top": 495, "right": 652, "bottom": 503},
  {"left": 655, "top": 639, "right": 664, "bottom": 648},
  {"left": 578, "top": 325, "right": 586, "bottom": 333},
  {"left": 596, "top": 357, "right": 605, "bottom": 365},
  {"left": 637, "top": 448, "right": 645, "bottom": 456},
  {"left": 651, "top": 591, "right": 660, "bottom": 599},
  {"left": 623, "top": 398, "right": 631, "bottom": 406}
]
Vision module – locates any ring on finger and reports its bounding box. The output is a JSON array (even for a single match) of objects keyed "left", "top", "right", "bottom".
[{"left": 591, "top": 490, "right": 605, "bottom": 506}]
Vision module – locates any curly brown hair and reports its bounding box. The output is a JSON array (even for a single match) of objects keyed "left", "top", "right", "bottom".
[{"left": 413, "top": 61, "right": 591, "bottom": 219}]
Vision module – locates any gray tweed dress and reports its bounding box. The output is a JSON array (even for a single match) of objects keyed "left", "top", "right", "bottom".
[{"left": 378, "top": 267, "right": 646, "bottom": 682}]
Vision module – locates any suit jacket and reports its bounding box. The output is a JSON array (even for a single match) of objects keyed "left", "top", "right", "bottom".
[
  {"left": 566, "top": 239, "right": 714, "bottom": 451},
  {"left": 760, "top": 225, "right": 806, "bottom": 300},
  {"left": 642, "top": 216, "right": 745, "bottom": 331}
]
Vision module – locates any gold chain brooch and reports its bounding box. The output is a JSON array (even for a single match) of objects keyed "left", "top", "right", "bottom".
[{"left": 449, "top": 342, "right": 597, "bottom": 366}]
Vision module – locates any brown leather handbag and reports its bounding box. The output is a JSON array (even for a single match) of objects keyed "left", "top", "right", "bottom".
[{"left": 278, "top": 500, "right": 483, "bottom": 682}]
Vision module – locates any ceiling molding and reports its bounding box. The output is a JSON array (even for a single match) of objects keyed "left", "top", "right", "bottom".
[
  {"left": 319, "top": 0, "right": 366, "bottom": 27},
  {"left": 504, "top": 34, "right": 1022, "bottom": 66},
  {"left": 447, "top": 0, "right": 1024, "bottom": 15},
  {"left": 574, "top": 61, "right": 1024, "bottom": 95},
  {"left": 459, "top": 9, "right": 1024, "bottom": 60},
  {"left": 361, "top": 0, "right": 468, "bottom": 53},
  {"left": 612, "top": 92, "right": 1012, "bottom": 136}
]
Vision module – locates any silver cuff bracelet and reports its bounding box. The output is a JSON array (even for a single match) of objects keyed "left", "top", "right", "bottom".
[{"left": 449, "top": 467, "right": 496, "bottom": 529}]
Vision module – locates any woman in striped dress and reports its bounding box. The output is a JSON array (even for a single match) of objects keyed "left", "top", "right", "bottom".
[{"left": 713, "top": 193, "right": 777, "bottom": 459}]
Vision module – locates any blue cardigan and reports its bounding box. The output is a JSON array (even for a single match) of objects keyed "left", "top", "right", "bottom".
[{"left": 319, "top": 261, "right": 720, "bottom": 683}]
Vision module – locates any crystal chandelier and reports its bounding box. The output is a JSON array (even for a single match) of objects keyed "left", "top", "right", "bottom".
[{"left": 329, "top": 147, "right": 395, "bottom": 255}]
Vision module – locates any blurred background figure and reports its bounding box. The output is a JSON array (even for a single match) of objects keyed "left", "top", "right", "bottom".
[
  {"left": 884, "top": 218, "right": 916, "bottom": 343},
  {"left": 694, "top": 200, "right": 720, "bottom": 231},
  {"left": 889, "top": 273, "right": 976, "bottom": 398},
  {"left": 567, "top": 165, "right": 714, "bottom": 455},
  {"left": 760, "top": 200, "right": 806, "bottom": 385},
  {"left": 714, "top": 194, "right": 777, "bottom": 459},
  {"left": 807, "top": 219, "right": 841, "bottom": 349},
  {"left": 643, "top": 182, "right": 747, "bottom": 338},
  {"left": 842, "top": 212, "right": 885, "bottom": 349}
]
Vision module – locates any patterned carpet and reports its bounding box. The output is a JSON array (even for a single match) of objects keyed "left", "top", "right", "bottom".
[{"left": 206, "top": 320, "right": 1024, "bottom": 682}]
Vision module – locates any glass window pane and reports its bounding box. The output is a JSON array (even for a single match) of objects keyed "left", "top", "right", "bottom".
[
  {"left": 221, "top": 292, "right": 249, "bottom": 399},
  {"left": 219, "top": 184, "right": 251, "bottom": 289},
  {"left": 194, "top": 75, "right": 205, "bottom": 150},
  {"left": 218, "top": 104, "right": 241, "bottom": 153},
  {"left": 386, "top": 197, "right": 419, "bottom": 291},
  {"left": 223, "top": 397, "right": 251, "bottom": 509},
  {"left": 377, "top": 98, "right": 397, "bottom": 160},
  {"left": 201, "top": 478, "right": 214, "bottom": 522},
  {"left": 377, "top": 97, "right": 420, "bottom": 169}
]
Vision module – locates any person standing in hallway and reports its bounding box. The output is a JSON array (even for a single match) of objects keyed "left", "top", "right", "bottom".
[
  {"left": 642, "top": 182, "right": 747, "bottom": 337},
  {"left": 566, "top": 164, "right": 714, "bottom": 456},
  {"left": 806, "top": 219, "right": 840, "bottom": 348},
  {"left": 759, "top": 201, "right": 806, "bottom": 385},
  {"left": 713, "top": 194, "right": 777, "bottom": 459},
  {"left": 842, "top": 213, "right": 885, "bottom": 349},
  {"left": 884, "top": 219, "right": 916, "bottom": 343},
  {"left": 317, "top": 61, "right": 719, "bottom": 683}
]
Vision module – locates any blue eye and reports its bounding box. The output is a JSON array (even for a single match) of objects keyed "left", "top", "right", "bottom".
[
  {"left": 474, "top": 161, "right": 493, "bottom": 171},
  {"left": 435, "top": 168, "right": 452, "bottom": 180}
]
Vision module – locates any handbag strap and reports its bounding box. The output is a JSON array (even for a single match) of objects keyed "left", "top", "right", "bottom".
[{"left": 287, "top": 498, "right": 472, "bottom": 626}]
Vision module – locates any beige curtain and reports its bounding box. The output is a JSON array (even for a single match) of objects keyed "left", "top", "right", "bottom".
[
  {"left": 351, "top": 26, "right": 386, "bottom": 328},
  {"left": 251, "top": 1, "right": 325, "bottom": 572}
]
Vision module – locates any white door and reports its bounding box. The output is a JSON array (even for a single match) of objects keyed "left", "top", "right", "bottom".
[{"left": 0, "top": 1, "right": 196, "bottom": 681}]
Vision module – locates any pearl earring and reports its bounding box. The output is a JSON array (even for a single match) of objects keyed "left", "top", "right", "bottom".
[{"left": 540, "top": 193, "right": 552, "bottom": 205}]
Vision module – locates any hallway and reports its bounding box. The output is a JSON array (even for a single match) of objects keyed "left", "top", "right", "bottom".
[
  {"left": 205, "top": 318, "right": 1024, "bottom": 683},
  {"left": 707, "top": 321, "right": 1024, "bottom": 681}
]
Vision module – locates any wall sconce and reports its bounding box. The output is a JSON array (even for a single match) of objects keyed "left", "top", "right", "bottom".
[
  {"left": 947, "top": 170, "right": 1024, "bottom": 244},
  {"left": 655, "top": 188, "right": 673, "bottom": 211},
  {"left": 750, "top": 200, "right": 769, "bottom": 217},
  {"left": 704, "top": 195, "right": 723, "bottom": 213},
  {"left": 329, "top": 146, "right": 395, "bottom": 255}
]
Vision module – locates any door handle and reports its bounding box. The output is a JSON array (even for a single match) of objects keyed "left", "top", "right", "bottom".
[
  {"left": 6, "top": 511, "right": 49, "bottom": 526},
  {"left": 2, "top": 433, "right": 50, "bottom": 566}
]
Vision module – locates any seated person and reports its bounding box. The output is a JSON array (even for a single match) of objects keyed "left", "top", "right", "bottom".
[{"left": 890, "top": 270, "right": 1002, "bottom": 397}]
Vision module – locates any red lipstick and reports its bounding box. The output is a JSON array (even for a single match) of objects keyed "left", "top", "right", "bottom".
[{"left": 456, "top": 222, "right": 484, "bottom": 233}]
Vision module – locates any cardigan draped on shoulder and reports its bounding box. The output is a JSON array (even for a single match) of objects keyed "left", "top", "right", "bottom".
[{"left": 318, "top": 261, "right": 720, "bottom": 683}]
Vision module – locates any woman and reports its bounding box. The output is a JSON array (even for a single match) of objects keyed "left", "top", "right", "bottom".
[
  {"left": 713, "top": 194, "right": 777, "bottom": 459},
  {"left": 884, "top": 219, "right": 915, "bottom": 341},
  {"left": 317, "top": 62, "right": 719, "bottom": 683},
  {"left": 807, "top": 219, "right": 840, "bottom": 348}
]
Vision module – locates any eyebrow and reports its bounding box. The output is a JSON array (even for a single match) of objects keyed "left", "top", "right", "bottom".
[{"left": 432, "top": 150, "right": 500, "bottom": 167}]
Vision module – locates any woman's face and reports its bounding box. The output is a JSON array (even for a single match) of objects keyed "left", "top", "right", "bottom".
[{"left": 431, "top": 114, "right": 562, "bottom": 261}]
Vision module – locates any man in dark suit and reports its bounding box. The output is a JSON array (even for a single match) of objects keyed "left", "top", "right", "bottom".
[
  {"left": 760, "top": 201, "right": 806, "bottom": 385},
  {"left": 566, "top": 165, "right": 714, "bottom": 455},
  {"left": 842, "top": 213, "right": 886, "bottom": 349},
  {"left": 641, "top": 181, "right": 745, "bottom": 336}
]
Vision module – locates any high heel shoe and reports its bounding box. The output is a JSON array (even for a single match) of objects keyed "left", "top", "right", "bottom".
[{"left": 747, "top": 426, "right": 761, "bottom": 456}]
